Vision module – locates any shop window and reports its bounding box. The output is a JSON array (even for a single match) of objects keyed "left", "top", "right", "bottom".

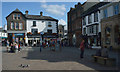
[
  {"left": 105, "top": 27, "right": 111, "bottom": 45},
  {"left": 31, "top": 29, "right": 38, "bottom": 34}
]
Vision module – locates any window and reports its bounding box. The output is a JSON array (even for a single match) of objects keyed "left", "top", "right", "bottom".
[
  {"left": 104, "top": 9, "right": 108, "bottom": 18},
  {"left": 48, "top": 22, "right": 52, "bottom": 27},
  {"left": 105, "top": 27, "right": 111, "bottom": 45},
  {"left": 114, "top": 4, "right": 119, "bottom": 15},
  {"left": 94, "top": 12, "right": 98, "bottom": 22},
  {"left": 31, "top": 29, "right": 38, "bottom": 34},
  {"left": 88, "top": 15, "right": 92, "bottom": 24},
  {"left": 33, "top": 21, "right": 36, "bottom": 26},
  {"left": 13, "top": 14, "right": 17, "bottom": 19},
  {"left": 11, "top": 22, "right": 14, "bottom": 29},
  {"left": 18, "top": 14, "right": 20, "bottom": 19},
  {"left": 19, "top": 23, "right": 23, "bottom": 30},
  {"left": 91, "top": 26, "right": 94, "bottom": 33},
  {"left": 83, "top": 28, "right": 86, "bottom": 35},
  {"left": 83, "top": 17, "right": 86, "bottom": 25},
  {"left": 42, "top": 21, "right": 44, "bottom": 23},
  {"left": 15, "top": 22, "right": 19, "bottom": 29},
  {"left": 89, "top": 27, "right": 92, "bottom": 34},
  {"left": 47, "top": 29, "right": 52, "bottom": 34}
]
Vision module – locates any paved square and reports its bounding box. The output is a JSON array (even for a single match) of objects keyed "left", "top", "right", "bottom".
[{"left": 2, "top": 46, "right": 118, "bottom": 70}]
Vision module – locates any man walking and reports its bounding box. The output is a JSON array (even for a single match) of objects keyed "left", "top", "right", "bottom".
[{"left": 80, "top": 39, "right": 85, "bottom": 58}]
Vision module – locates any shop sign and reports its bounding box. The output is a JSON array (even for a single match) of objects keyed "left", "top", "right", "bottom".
[{"left": 14, "top": 33, "right": 24, "bottom": 36}]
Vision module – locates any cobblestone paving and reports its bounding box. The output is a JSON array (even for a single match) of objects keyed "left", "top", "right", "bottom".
[{"left": 2, "top": 46, "right": 119, "bottom": 70}]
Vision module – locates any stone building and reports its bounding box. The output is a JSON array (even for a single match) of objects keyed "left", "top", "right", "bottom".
[
  {"left": 67, "top": 2, "right": 83, "bottom": 47},
  {"left": 58, "top": 24, "right": 65, "bottom": 39},
  {"left": 67, "top": 2, "right": 99, "bottom": 47},
  {"left": 99, "top": 2, "right": 120, "bottom": 50}
]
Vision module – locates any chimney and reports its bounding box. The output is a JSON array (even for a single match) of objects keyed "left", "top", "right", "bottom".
[
  {"left": 75, "top": 5, "right": 77, "bottom": 8},
  {"left": 40, "top": 11, "right": 43, "bottom": 16},
  {"left": 25, "top": 10, "right": 28, "bottom": 15}
]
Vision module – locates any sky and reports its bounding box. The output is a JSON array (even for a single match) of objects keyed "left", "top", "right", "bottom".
[{"left": 1, "top": 2, "right": 86, "bottom": 30}]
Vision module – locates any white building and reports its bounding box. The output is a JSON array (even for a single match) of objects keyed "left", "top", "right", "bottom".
[
  {"left": 6, "top": 9, "right": 58, "bottom": 46},
  {"left": 0, "top": 27, "right": 7, "bottom": 39},
  {"left": 82, "top": 2, "right": 109, "bottom": 48},
  {"left": 25, "top": 11, "right": 58, "bottom": 45}
]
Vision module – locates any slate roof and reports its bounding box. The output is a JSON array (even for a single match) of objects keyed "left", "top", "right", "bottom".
[
  {"left": 6, "top": 8, "right": 58, "bottom": 21},
  {"left": 81, "top": 2, "right": 110, "bottom": 17},
  {"left": 13, "top": 8, "right": 21, "bottom": 13},
  {"left": 25, "top": 15, "right": 58, "bottom": 21}
]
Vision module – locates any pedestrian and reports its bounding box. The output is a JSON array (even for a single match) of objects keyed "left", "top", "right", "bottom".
[
  {"left": 80, "top": 39, "right": 85, "bottom": 58},
  {"left": 101, "top": 46, "right": 109, "bottom": 58},
  {"left": 15, "top": 43, "right": 18, "bottom": 53},
  {"left": 10, "top": 43, "right": 14, "bottom": 53},
  {"left": 6, "top": 40, "right": 9, "bottom": 52},
  {"left": 18, "top": 43, "right": 21, "bottom": 52},
  {"left": 59, "top": 41, "right": 62, "bottom": 52}
]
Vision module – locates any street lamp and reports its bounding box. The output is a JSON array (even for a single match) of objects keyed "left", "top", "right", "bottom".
[{"left": 40, "top": 32, "right": 44, "bottom": 52}]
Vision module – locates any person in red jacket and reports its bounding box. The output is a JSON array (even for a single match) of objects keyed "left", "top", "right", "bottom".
[{"left": 80, "top": 39, "right": 85, "bottom": 58}]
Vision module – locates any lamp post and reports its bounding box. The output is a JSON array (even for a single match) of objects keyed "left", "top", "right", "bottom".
[{"left": 40, "top": 32, "right": 44, "bottom": 52}]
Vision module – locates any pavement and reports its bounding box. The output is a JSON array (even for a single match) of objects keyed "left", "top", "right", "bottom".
[{"left": 1, "top": 45, "right": 119, "bottom": 70}]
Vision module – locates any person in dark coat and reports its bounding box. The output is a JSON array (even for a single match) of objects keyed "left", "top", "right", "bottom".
[{"left": 80, "top": 39, "right": 85, "bottom": 58}]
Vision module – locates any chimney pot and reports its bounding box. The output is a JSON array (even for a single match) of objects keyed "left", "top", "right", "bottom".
[
  {"left": 25, "top": 10, "right": 28, "bottom": 15},
  {"left": 40, "top": 11, "right": 43, "bottom": 16}
]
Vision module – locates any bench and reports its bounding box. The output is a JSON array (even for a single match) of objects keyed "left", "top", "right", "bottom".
[{"left": 92, "top": 55, "right": 116, "bottom": 66}]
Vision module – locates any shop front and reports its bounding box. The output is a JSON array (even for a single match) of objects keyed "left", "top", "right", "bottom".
[
  {"left": 101, "top": 14, "right": 120, "bottom": 50},
  {"left": 8, "top": 33, "right": 25, "bottom": 44}
]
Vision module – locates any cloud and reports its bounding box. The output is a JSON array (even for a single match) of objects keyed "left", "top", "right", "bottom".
[
  {"left": 41, "top": 4, "right": 66, "bottom": 16},
  {"left": 58, "top": 19, "right": 66, "bottom": 25},
  {"left": 58, "top": 19, "right": 67, "bottom": 30}
]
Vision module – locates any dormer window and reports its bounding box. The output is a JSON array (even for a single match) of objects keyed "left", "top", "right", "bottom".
[{"left": 33, "top": 21, "right": 36, "bottom": 26}]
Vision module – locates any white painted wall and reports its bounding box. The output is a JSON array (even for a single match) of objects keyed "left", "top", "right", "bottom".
[
  {"left": 0, "top": 32, "right": 7, "bottom": 38},
  {"left": 82, "top": 11, "right": 100, "bottom": 35},
  {"left": 25, "top": 19, "right": 57, "bottom": 43},
  {"left": 26, "top": 20, "right": 57, "bottom": 33}
]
